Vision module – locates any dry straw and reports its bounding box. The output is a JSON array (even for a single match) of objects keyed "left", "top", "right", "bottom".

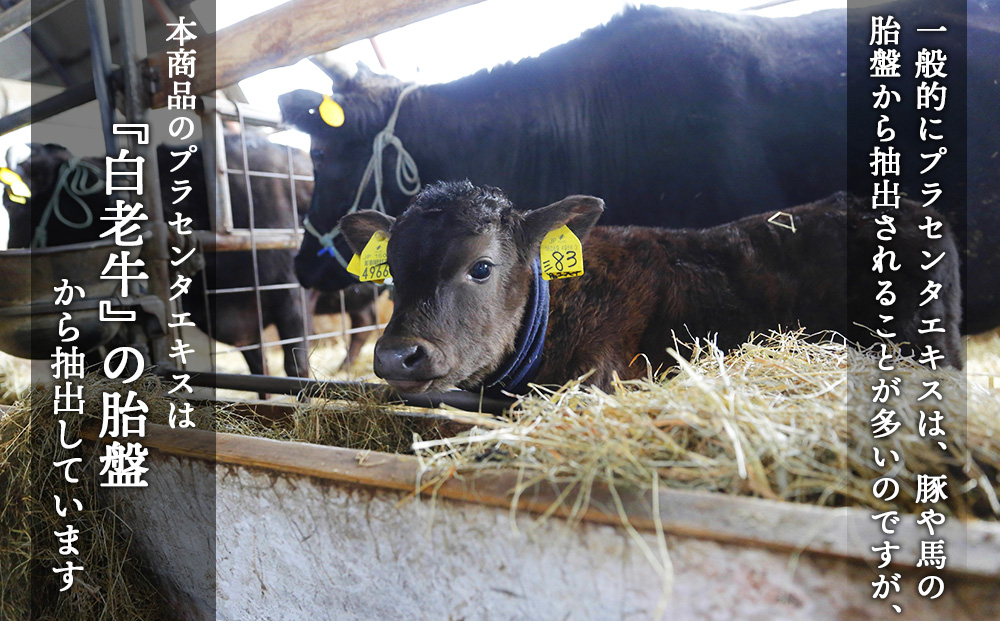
[
  {"left": 414, "top": 330, "right": 1000, "bottom": 522},
  {"left": 3, "top": 330, "right": 998, "bottom": 618},
  {"left": 0, "top": 375, "right": 207, "bottom": 620},
  {"left": 0, "top": 374, "right": 451, "bottom": 619}
]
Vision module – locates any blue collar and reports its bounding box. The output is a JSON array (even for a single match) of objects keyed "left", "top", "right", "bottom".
[{"left": 483, "top": 259, "right": 549, "bottom": 396}]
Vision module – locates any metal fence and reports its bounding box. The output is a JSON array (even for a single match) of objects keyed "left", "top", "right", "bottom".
[{"left": 192, "top": 98, "right": 384, "bottom": 379}]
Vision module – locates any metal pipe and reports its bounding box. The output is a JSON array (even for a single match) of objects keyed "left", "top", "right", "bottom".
[
  {"left": 0, "top": 0, "right": 74, "bottom": 45},
  {"left": 191, "top": 229, "right": 300, "bottom": 251},
  {"left": 84, "top": 0, "right": 117, "bottom": 157},
  {"left": 212, "top": 110, "right": 234, "bottom": 232},
  {"left": 225, "top": 169, "right": 312, "bottom": 182},
  {"left": 155, "top": 367, "right": 515, "bottom": 415},
  {"left": 120, "top": 0, "right": 173, "bottom": 366},
  {"left": 235, "top": 104, "right": 270, "bottom": 377},
  {"left": 0, "top": 80, "right": 96, "bottom": 136},
  {"left": 210, "top": 282, "right": 301, "bottom": 295},
  {"left": 287, "top": 142, "right": 313, "bottom": 374},
  {"left": 0, "top": 0, "right": 74, "bottom": 86}
]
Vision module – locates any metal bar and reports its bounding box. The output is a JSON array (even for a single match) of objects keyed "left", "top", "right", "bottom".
[
  {"left": 0, "top": 80, "right": 95, "bottom": 136},
  {"left": 209, "top": 282, "right": 301, "bottom": 295},
  {"left": 198, "top": 239, "right": 216, "bottom": 369},
  {"left": 339, "top": 288, "right": 350, "bottom": 368},
  {"left": 216, "top": 322, "right": 387, "bottom": 354},
  {"left": 225, "top": 169, "right": 312, "bottom": 182},
  {"left": 84, "top": 0, "right": 117, "bottom": 156},
  {"left": 120, "top": 0, "right": 173, "bottom": 365},
  {"left": 288, "top": 142, "right": 312, "bottom": 377},
  {"left": 368, "top": 36, "right": 388, "bottom": 70},
  {"left": 212, "top": 109, "right": 233, "bottom": 232},
  {"left": 235, "top": 104, "right": 270, "bottom": 377},
  {"left": 155, "top": 367, "right": 515, "bottom": 415},
  {"left": 0, "top": 0, "right": 74, "bottom": 45},
  {"left": 198, "top": 108, "right": 220, "bottom": 234},
  {"left": 0, "top": 0, "right": 74, "bottom": 86},
  {"left": 191, "top": 229, "right": 300, "bottom": 251},
  {"left": 304, "top": 322, "right": 385, "bottom": 341}
]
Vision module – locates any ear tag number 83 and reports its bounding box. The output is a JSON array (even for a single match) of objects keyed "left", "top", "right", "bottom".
[
  {"left": 540, "top": 225, "right": 583, "bottom": 281},
  {"left": 347, "top": 231, "right": 392, "bottom": 284}
]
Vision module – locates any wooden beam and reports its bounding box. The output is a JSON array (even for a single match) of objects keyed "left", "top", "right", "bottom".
[
  {"left": 81, "top": 422, "right": 1000, "bottom": 578},
  {"left": 147, "top": 0, "right": 485, "bottom": 108}
]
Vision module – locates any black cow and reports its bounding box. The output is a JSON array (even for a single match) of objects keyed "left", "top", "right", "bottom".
[
  {"left": 281, "top": 0, "right": 1000, "bottom": 335},
  {"left": 2, "top": 131, "right": 375, "bottom": 379}
]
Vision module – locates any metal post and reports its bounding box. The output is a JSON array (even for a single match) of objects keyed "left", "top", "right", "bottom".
[
  {"left": 0, "top": 0, "right": 74, "bottom": 45},
  {"left": 119, "top": 0, "right": 173, "bottom": 365},
  {"left": 287, "top": 142, "right": 312, "bottom": 376},
  {"left": 339, "top": 288, "right": 350, "bottom": 370},
  {"left": 212, "top": 111, "right": 233, "bottom": 232},
  {"left": 235, "top": 103, "right": 269, "bottom": 376},
  {"left": 83, "top": 0, "right": 116, "bottom": 157},
  {"left": 0, "top": 0, "right": 75, "bottom": 87}
]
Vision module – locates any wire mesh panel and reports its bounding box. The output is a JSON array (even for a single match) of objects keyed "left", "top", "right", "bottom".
[{"left": 185, "top": 99, "right": 386, "bottom": 385}]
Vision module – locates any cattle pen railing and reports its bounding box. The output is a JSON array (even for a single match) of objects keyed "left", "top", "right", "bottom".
[
  {"left": 192, "top": 95, "right": 389, "bottom": 381},
  {"left": 0, "top": 0, "right": 496, "bottom": 409}
]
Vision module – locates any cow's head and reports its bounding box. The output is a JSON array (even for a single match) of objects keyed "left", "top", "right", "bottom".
[
  {"left": 2, "top": 143, "right": 104, "bottom": 249},
  {"left": 279, "top": 63, "right": 413, "bottom": 292},
  {"left": 339, "top": 180, "right": 603, "bottom": 393}
]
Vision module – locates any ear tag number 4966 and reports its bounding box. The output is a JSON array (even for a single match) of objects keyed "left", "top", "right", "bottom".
[
  {"left": 347, "top": 231, "right": 392, "bottom": 284},
  {"left": 540, "top": 225, "right": 583, "bottom": 281}
]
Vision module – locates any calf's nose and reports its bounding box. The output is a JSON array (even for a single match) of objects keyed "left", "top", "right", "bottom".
[{"left": 374, "top": 336, "right": 446, "bottom": 387}]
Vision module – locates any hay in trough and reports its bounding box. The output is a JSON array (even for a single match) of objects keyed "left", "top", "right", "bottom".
[
  {"left": 414, "top": 330, "right": 1000, "bottom": 521},
  {"left": 0, "top": 374, "right": 209, "bottom": 620},
  {"left": 212, "top": 384, "right": 456, "bottom": 454},
  {"left": 0, "top": 370, "right": 455, "bottom": 619}
]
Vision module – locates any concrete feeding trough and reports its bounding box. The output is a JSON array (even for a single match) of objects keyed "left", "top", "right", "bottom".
[{"left": 84, "top": 412, "right": 1000, "bottom": 620}]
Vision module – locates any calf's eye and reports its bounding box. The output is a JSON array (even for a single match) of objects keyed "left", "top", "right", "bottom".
[{"left": 468, "top": 260, "right": 493, "bottom": 282}]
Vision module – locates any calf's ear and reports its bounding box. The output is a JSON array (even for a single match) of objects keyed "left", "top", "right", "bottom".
[
  {"left": 339, "top": 210, "right": 396, "bottom": 255},
  {"left": 520, "top": 195, "right": 605, "bottom": 251}
]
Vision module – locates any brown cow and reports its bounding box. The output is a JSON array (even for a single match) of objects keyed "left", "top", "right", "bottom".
[{"left": 339, "top": 181, "right": 962, "bottom": 394}]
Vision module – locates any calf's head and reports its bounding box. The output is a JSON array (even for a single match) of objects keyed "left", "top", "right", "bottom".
[{"left": 339, "top": 181, "right": 603, "bottom": 393}]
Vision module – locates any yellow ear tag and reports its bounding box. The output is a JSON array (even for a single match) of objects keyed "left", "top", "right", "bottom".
[
  {"left": 319, "top": 95, "right": 345, "bottom": 127},
  {"left": 540, "top": 225, "right": 583, "bottom": 281},
  {"left": 0, "top": 167, "right": 30, "bottom": 199},
  {"left": 346, "top": 253, "right": 362, "bottom": 277},
  {"left": 358, "top": 230, "right": 392, "bottom": 283}
]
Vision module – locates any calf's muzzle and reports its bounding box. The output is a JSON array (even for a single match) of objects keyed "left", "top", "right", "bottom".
[{"left": 374, "top": 335, "right": 448, "bottom": 393}]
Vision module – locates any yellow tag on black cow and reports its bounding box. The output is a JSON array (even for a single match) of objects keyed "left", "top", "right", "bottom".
[
  {"left": 346, "top": 253, "right": 362, "bottom": 277},
  {"left": 540, "top": 225, "right": 583, "bottom": 281},
  {"left": 319, "top": 95, "right": 345, "bottom": 127},
  {"left": 358, "top": 230, "right": 392, "bottom": 283},
  {"left": 0, "top": 167, "right": 30, "bottom": 202}
]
